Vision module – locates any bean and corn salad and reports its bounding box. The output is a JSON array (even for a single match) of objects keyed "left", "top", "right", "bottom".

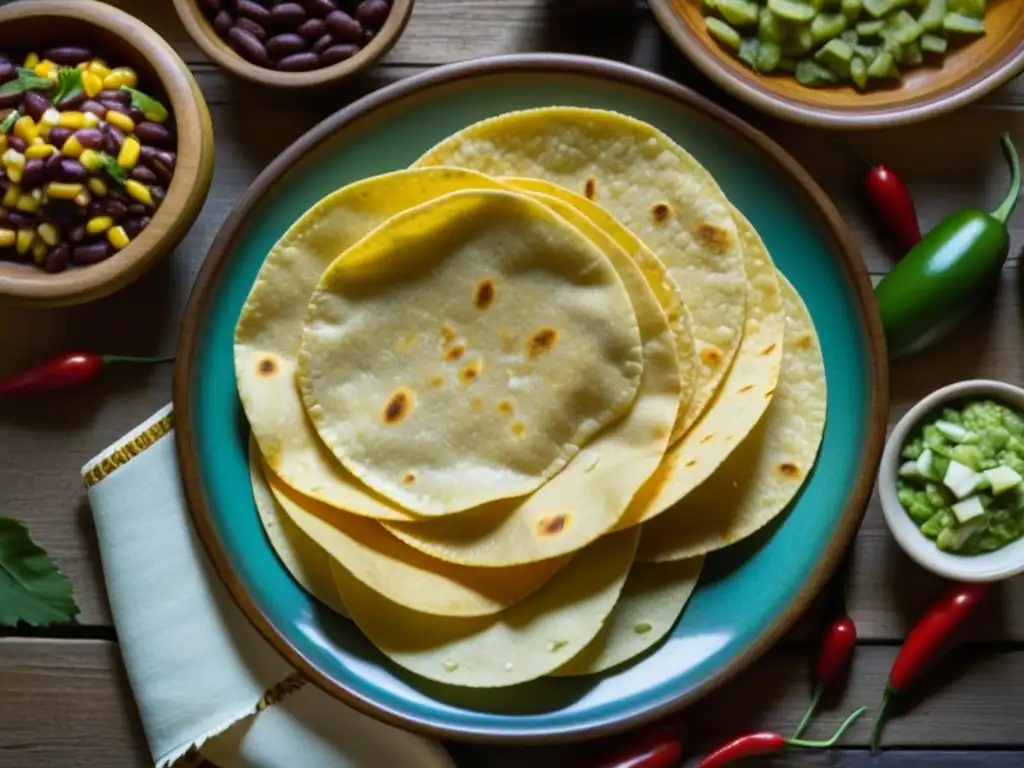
[
  {"left": 198, "top": 0, "right": 393, "bottom": 72},
  {"left": 0, "top": 47, "right": 175, "bottom": 273}
]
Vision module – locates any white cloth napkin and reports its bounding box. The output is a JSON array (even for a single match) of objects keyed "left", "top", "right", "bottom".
[{"left": 82, "top": 405, "right": 455, "bottom": 768}]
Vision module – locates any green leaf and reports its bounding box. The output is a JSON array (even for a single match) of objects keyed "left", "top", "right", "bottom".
[
  {"left": 0, "top": 68, "right": 54, "bottom": 98},
  {"left": 99, "top": 152, "right": 126, "bottom": 186},
  {"left": 121, "top": 86, "right": 168, "bottom": 123},
  {"left": 0, "top": 517, "right": 79, "bottom": 627},
  {"left": 0, "top": 109, "right": 19, "bottom": 135},
  {"left": 53, "top": 67, "right": 83, "bottom": 105}
]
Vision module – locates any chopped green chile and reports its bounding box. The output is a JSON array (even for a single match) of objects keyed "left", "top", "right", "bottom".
[
  {"left": 706, "top": 17, "right": 742, "bottom": 49},
  {"left": 943, "top": 11, "right": 984, "bottom": 33},
  {"left": 755, "top": 40, "right": 783, "bottom": 71},
  {"left": 719, "top": 0, "right": 761, "bottom": 25},
  {"left": 768, "top": 0, "right": 816, "bottom": 21}
]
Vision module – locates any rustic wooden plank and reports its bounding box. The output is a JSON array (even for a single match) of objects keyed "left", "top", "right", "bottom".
[{"left": 3, "top": 639, "right": 1024, "bottom": 768}]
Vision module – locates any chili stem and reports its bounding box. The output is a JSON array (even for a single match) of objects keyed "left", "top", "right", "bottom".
[
  {"left": 991, "top": 132, "right": 1021, "bottom": 225},
  {"left": 788, "top": 706, "right": 867, "bottom": 749},
  {"left": 869, "top": 689, "right": 892, "bottom": 753},
  {"left": 793, "top": 682, "right": 825, "bottom": 740},
  {"left": 101, "top": 355, "right": 175, "bottom": 365}
]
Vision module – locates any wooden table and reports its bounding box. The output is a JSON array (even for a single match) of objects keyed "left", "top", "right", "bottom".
[{"left": 2, "top": 1, "right": 1023, "bottom": 765}]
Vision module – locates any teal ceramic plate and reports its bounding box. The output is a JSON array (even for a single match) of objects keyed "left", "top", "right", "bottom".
[{"left": 175, "top": 54, "right": 888, "bottom": 743}]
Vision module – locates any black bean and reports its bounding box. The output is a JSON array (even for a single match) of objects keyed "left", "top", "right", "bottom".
[
  {"left": 97, "top": 89, "right": 130, "bottom": 105},
  {"left": 297, "top": 18, "right": 327, "bottom": 39},
  {"left": 0, "top": 58, "right": 14, "bottom": 86},
  {"left": 126, "top": 203, "right": 147, "bottom": 217},
  {"left": 72, "top": 241, "right": 113, "bottom": 265},
  {"left": 237, "top": 0, "right": 273, "bottom": 24},
  {"left": 4, "top": 211, "right": 37, "bottom": 227},
  {"left": 199, "top": 0, "right": 222, "bottom": 14},
  {"left": 44, "top": 46, "right": 92, "bottom": 66},
  {"left": 134, "top": 121, "right": 173, "bottom": 147},
  {"left": 276, "top": 52, "right": 320, "bottom": 71},
  {"left": 361, "top": 28, "right": 375, "bottom": 45},
  {"left": 214, "top": 10, "right": 236, "bottom": 36},
  {"left": 44, "top": 153, "right": 64, "bottom": 181},
  {"left": 266, "top": 33, "right": 308, "bottom": 59},
  {"left": 81, "top": 100, "right": 107, "bottom": 118},
  {"left": 57, "top": 159, "right": 88, "bottom": 183},
  {"left": 236, "top": 17, "right": 269, "bottom": 41},
  {"left": 271, "top": 2, "right": 307, "bottom": 25},
  {"left": 56, "top": 90, "right": 87, "bottom": 110},
  {"left": 47, "top": 127, "right": 72, "bottom": 149},
  {"left": 89, "top": 198, "right": 129, "bottom": 219},
  {"left": 129, "top": 166, "right": 159, "bottom": 184},
  {"left": 103, "top": 124, "right": 126, "bottom": 155},
  {"left": 43, "top": 244, "right": 70, "bottom": 273},
  {"left": 150, "top": 187, "right": 166, "bottom": 208},
  {"left": 321, "top": 43, "right": 359, "bottom": 65},
  {"left": 23, "top": 91, "right": 50, "bottom": 122},
  {"left": 228, "top": 26, "right": 273, "bottom": 66},
  {"left": 354, "top": 0, "right": 389, "bottom": 29},
  {"left": 304, "top": 0, "right": 337, "bottom": 15},
  {"left": 0, "top": 92, "right": 22, "bottom": 110},
  {"left": 325, "top": 10, "right": 362, "bottom": 40},
  {"left": 74, "top": 128, "right": 105, "bottom": 150},
  {"left": 21, "top": 159, "right": 45, "bottom": 189},
  {"left": 68, "top": 224, "right": 86, "bottom": 243},
  {"left": 122, "top": 217, "right": 148, "bottom": 238},
  {"left": 7, "top": 137, "right": 27, "bottom": 154},
  {"left": 312, "top": 33, "right": 334, "bottom": 54}
]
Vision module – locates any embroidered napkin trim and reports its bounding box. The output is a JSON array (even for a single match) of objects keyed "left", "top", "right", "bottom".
[{"left": 83, "top": 412, "right": 175, "bottom": 488}]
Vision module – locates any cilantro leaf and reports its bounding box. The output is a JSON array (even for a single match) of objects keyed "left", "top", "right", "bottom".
[
  {"left": 0, "top": 517, "right": 79, "bottom": 627},
  {"left": 99, "top": 152, "right": 126, "bottom": 186},
  {"left": 0, "top": 109, "right": 18, "bottom": 135},
  {"left": 53, "top": 67, "right": 83, "bottom": 105},
  {"left": 0, "top": 68, "right": 54, "bottom": 97}
]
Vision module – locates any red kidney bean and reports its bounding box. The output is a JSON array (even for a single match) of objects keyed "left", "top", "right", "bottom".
[
  {"left": 125, "top": 105, "right": 147, "bottom": 124},
  {"left": 0, "top": 58, "right": 14, "bottom": 85},
  {"left": 57, "top": 159, "right": 89, "bottom": 183},
  {"left": 312, "top": 33, "right": 334, "bottom": 53},
  {"left": 44, "top": 153, "right": 64, "bottom": 180},
  {"left": 45, "top": 202, "right": 82, "bottom": 226},
  {"left": 266, "top": 33, "right": 308, "bottom": 59},
  {"left": 4, "top": 211, "right": 37, "bottom": 227},
  {"left": 56, "top": 90, "right": 87, "bottom": 110},
  {"left": 304, "top": 0, "right": 338, "bottom": 16},
  {"left": 126, "top": 203, "right": 147, "bottom": 217},
  {"left": 122, "top": 217, "right": 148, "bottom": 238},
  {"left": 81, "top": 100, "right": 107, "bottom": 118},
  {"left": 321, "top": 43, "right": 360, "bottom": 65},
  {"left": 155, "top": 150, "right": 176, "bottom": 172},
  {"left": 102, "top": 124, "right": 126, "bottom": 155},
  {"left": 97, "top": 89, "right": 130, "bottom": 105},
  {"left": 22, "top": 91, "right": 50, "bottom": 122},
  {"left": 90, "top": 198, "right": 128, "bottom": 219},
  {"left": 151, "top": 187, "right": 166, "bottom": 207},
  {"left": 48, "top": 127, "right": 73, "bottom": 149},
  {"left": 73, "top": 241, "right": 114, "bottom": 265},
  {"left": 237, "top": 0, "right": 273, "bottom": 24},
  {"left": 44, "top": 46, "right": 92, "bottom": 66},
  {"left": 277, "top": 51, "right": 320, "bottom": 70},
  {"left": 199, "top": 0, "right": 222, "bottom": 13},
  {"left": 68, "top": 224, "right": 86, "bottom": 244},
  {"left": 361, "top": 28, "right": 376, "bottom": 45},
  {"left": 134, "top": 121, "right": 174, "bottom": 147},
  {"left": 271, "top": 2, "right": 307, "bottom": 25},
  {"left": 151, "top": 159, "right": 174, "bottom": 184},
  {"left": 74, "top": 128, "right": 106, "bottom": 150},
  {"left": 214, "top": 10, "right": 235, "bottom": 36},
  {"left": 236, "top": 17, "right": 269, "bottom": 41},
  {"left": 129, "top": 166, "right": 159, "bottom": 184},
  {"left": 7, "top": 136, "right": 27, "bottom": 154},
  {"left": 228, "top": 26, "right": 273, "bottom": 66},
  {"left": 139, "top": 145, "right": 160, "bottom": 164},
  {"left": 297, "top": 18, "right": 327, "bottom": 39},
  {"left": 43, "top": 244, "right": 70, "bottom": 273},
  {"left": 355, "top": 0, "right": 389, "bottom": 29},
  {"left": 326, "top": 10, "right": 362, "bottom": 40},
  {"left": 20, "top": 159, "right": 45, "bottom": 190},
  {"left": 0, "top": 92, "right": 22, "bottom": 110}
]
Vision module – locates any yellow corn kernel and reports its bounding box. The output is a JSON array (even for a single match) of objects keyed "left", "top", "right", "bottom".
[
  {"left": 30, "top": 137, "right": 44, "bottom": 147},
  {"left": 87, "top": 177, "right": 107, "bottom": 197},
  {"left": 37, "top": 222, "right": 59, "bottom": 247},
  {"left": 25, "top": 143, "right": 55, "bottom": 160},
  {"left": 78, "top": 149, "right": 103, "bottom": 172},
  {"left": 105, "top": 110, "right": 134, "bottom": 133},
  {"left": 86, "top": 216, "right": 114, "bottom": 235},
  {"left": 0, "top": 228, "right": 14, "bottom": 247},
  {"left": 13, "top": 116, "right": 38, "bottom": 143},
  {"left": 38, "top": 107, "right": 60, "bottom": 134},
  {"left": 15, "top": 193, "right": 39, "bottom": 213},
  {"left": 103, "top": 67, "right": 137, "bottom": 90},
  {"left": 82, "top": 112, "right": 100, "bottom": 128},
  {"left": 61, "top": 136, "right": 83, "bottom": 158},
  {"left": 34, "top": 60, "right": 57, "bottom": 79},
  {"left": 73, "top": 190, "right": 92, "bottom": 208},
  {"left": 107, "top": 225, "right": 130, "bottom": 250},
  {"left": 124, "top": 179, "right": 152, "bottom": 206},
  {"left": 15, "top": 227, "right": 33, "bottom": 255},
  {"left": 46, "top": 182, "right": 84, "bottom": 200},
  {"left": 82, "top": 70, "right": 103, "bottom": 98},
  {"left": 32, "top": 239, "right": 48, "bottom": 264},
  {"left": 117, "top": 136, "right": 140, "bottom": 170},
  {"left": 2, "top": 184, "right": 19, "bottom": 208},
  {"left": 0, "top": 136, "right": 7, "bottom": 154},
  {"left": 3, "top": 149, "right": 25, "bottom": 183},
  {"left": 57, "top": 111, "right": 87, "bottom": 130},
  {"left": 23, "top": 52, "right": 39, "bottom": 69},
  {"left": 88, "top": 61, "right": 111, "bottom": 79}
]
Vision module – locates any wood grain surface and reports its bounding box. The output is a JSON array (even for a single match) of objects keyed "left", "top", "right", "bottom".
[{"left": 1, "top": 0, "right": 1022, "bottom": 765}]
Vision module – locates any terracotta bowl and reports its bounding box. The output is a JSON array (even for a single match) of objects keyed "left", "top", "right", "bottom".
[
  {"left": 172, "top": 0, "right": 415, "bottom": 89},
  {"left": 648, "top": 0, "right": 1024, "bottom": 129},
  {"left": 0, "top": 0, "right": 214, "bottom": 307}
]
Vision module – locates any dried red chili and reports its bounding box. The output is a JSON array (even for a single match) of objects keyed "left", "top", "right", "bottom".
[
  {"left": 593, "top": 728, "right": 683, "bottom": 768},
  {"left": 869, "top": 582, "right": 991, "bottom": 751},
  {"left": 793, "top": 615, "right": 858, "bottom": 738},
  {"left": 0, "top": 352, "right": 172, "bottom": 396},
  {"left": 862, "top": 162, "right": 922, "bottom": 251}
]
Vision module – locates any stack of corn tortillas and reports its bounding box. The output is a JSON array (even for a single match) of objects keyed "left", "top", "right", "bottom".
[{"left": 234, "top": 107, "right": 827, "bottom": 689}]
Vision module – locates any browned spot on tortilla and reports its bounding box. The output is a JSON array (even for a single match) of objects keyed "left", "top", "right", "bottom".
[
  {"left": 778, "top": 462, "right": 801, "bottom": 478},
  {"left": 497, "top": 400, "right": 513, "bottom": 415},
  {"left": 651, "top": 202, "right": 670, "bottom": 222},
  {"left": 509, "top": 419, "right": 526, "bottom": 438},
  {"left": 526, "top": 327, "right": 558, "bottom": 359},
  {"left": 694, "top": 222, "right": 731, "bottom": 253},
  {"left": 584, "top": 177, "right": 597, "bottom": 200},
  {"left": 537, "top": 512, "right": 571, "bottom": 537},
  {"left": 684, "top": 459, "right": 697, "bottom": 468},
  {"left": 256, "top": 356, "right": 277, "bottom": 377},
  {"left": 795, "top": 334, "right": 814, "bottom": 350},
  {"left": 760, "top": 343, "right": 777, "bottom": 356},
  {"left": 445, "top": 343, "right": 466, "bottom": 361},
  {"left": 700, "top": 347, "right": 723, "bottom": 366},
  {"left": 383, "top": 388, "right": 414, "bottom": 424},
  {"left": 500, "top": 328, "right": 517, "bottom": 354},
  {"left": 402, "top": 472, "right": 416, "bottom": 485},
  {"left": 429, "top": 374, "right": 444, "bottom": 388},
  {"left": 441, "top": 324, "right": 456, "bottom": 344},
  {"left": 765, "top": 388, "right": 776, "bottom": 398},
  {"left": 652, "top": 425, "right": 669, "bottom": 440},
  {"left": 470, "top": 397, "right": 484, "bottom": 411},
  {"left": 474, "top": 279, "right": 495, "bottom": 310},
  {"left": 460, "top": 358, "right": 483, "bottom": 386},
  {"left": 738, "top": 384, "right": 754, "bottom": 393},
  {"left": 699, "top": 434, "right": 714, "bottom": 444}
]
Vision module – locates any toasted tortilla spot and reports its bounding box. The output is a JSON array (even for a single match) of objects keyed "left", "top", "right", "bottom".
[
  {"left": 778, "top": 461, "right": 801, "bottom": 478},
  {"left": 441, "top": 324, "right": 457, "bottom": 344},
  {"left": 795, "top": 334, "right": 814, "bottom": 350},
  {"left": 383, "top": 388, "right": 414, "bottom": 424},
  {"left": 760, "top": 343, "right": 777, "bottom": 356},
  {"left": 651, "top": 202, "right": 670, "bottom": 222},
  {"left": 738, "top": 384, "right": 754, "bottom": 393},
  {"left": 694, "top": 222, "right": 731, "bottom": 253},
  {"left": 652, "top": 425, "right": 669, "bottom": 440},
  {"left": 445, "top": 343, "right": 466, "bottom": 361},
  {"left": 526, "top": 327, "right": 558, "bottom": 359},
  {"left": 497, "top": 399, "right": 514, "bottom": 415},
  {"left": 684, "top": 459, "right": 697, "bottom": 468},
  {"left": 584, "top": 177, "right": 597, "bottom": 200},
  {"left": 537, "top": 512, "right": 570, "bottom": 536},
  {"left": 459, "top": 358, "right": 483, "bottom": 385},
  {"left": 509, "top": 419, "right": 526, "bottom": 438},
  {"left": 765, "top": 388, "right": 776, "bottom": 398},
  {"left": 700, "top": 346, "right": 723, "bottom": 366},
  {"left": 699, "top": 434, "right": 714, "bottom": 445},
  {"left": 402, "top": 472, "right": 416, "bottom": 484},
  {"left": 429, "top": 374, "right": 444, "bottom": 388},
  {"left": 474, "top": 279, "right": 496, "bottom": 309},
  {"left": 256, "top": 356, "right": 278, "bottom": 377},
  {"left": 470, "top": 397, "right": 484, "bottom": 411}
]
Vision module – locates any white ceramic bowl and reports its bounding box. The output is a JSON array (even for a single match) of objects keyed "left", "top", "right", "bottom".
[{"left": 879, "top": 380, "right": 1024, "bottom": 582}]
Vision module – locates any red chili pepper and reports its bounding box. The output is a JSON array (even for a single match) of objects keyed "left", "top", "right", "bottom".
[
  {"left": 0, "top": 352, "right": 173, "bottom": 396},
  {"left": 792, "top": 615, "right": 858, "bottom": 738},
  {"left": 863, "top": 163, "right": 922, "bottom": 252},
  {"left": 869, "top": 582, "right": 991, "bottom": 751},
  {"left": 592, "top": 728, "right": 683, "bottom": 768},
  {"left": 695, "top": 707, "right": 866, "bottom": 768}
]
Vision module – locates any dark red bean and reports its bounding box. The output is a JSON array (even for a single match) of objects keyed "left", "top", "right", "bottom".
[
  {"left": 81, "top": 100, "right": 107, "bottom": 118},
  {"left": 4, "top": 211, "right": 37, "bottom": 227},
  {"left": 20, "top": 159, "right": 45, "bottom": 190},
  {"left": 312, "top": 33, "right": 334, "bottom": 54},
  {"left": 228, "top": 26, "right": 273, "bottom": 66},
  {"left": 155, "top": 150, "right": 176, "bottom": 172},
  {"left": 126, "top": 203, "right": 147, "bottom": 217},
  {"left": 236, "top": 17, "right": 269, "bottom": 41},
  {"left": 139, "top": 145, "right": 160, "bottom": 164},
  {"left": 102, "top": 124, "right": 126, "bottom": 155},
  {"left": 97, "top": 89, "right": 130, "bottom": 105},
  {"left": 68, "top": 224, "right": 86, "bottom": 243},
  {"left": 150, "top": 187, "right": 166, "bottom": 208},
  {"left": 199, "top": 0, "right": 222, "bottom": 14},
  {"left": 237, "top": 0, "right": 273, "bottom": 24},
  {"left": 214, "top": 10, "right": 235, "bottom": 36},
  {"left": 43, "top": 244, "right": 70, "bottom": 273},
  {"left": 98, "top": 100, "right": 129, "bottom": 116},
  {"left": 7, "top": 137, "right": 27, "bottom": 154},
  {"left": 48, "top": 127, "right": 72, "bottom": 149},
  {"left": 0, "top": 92, "right": 22, "bottom": 110},
  {"left": 355, "top": 0, "right": 389, "bottom": 29},
  {"left": 325, "top": 10, "right": 362, "bottom": 40},
  {"left": 44, "top": 46, "right": 92, "bottom": 66},
  {"left": 56, "top": 90, "right": 87, "bottom": 110},
  {"left": 0, "top": 58, "right": 14, "bottom": 85},
  {"left": 122, "top": 217, "right": 149, "bottom": 238},
  {"left": 134, "top": 121, "right": 173, "bottom": 147},
  {"left": 297, "top": 18, "right": 327, "bottom": 39},
  {"left": 129, "top": 166, "right": 159, "bottom": 184},
  {"left": 44, "top": 153, "right": 64, "bottom": 181},
  {"left": 125, "top": 106, "right": 147, "bottom": 124},
  {"left": 266, "top": 33, "right": 308, "bottom": 59},
  {"left": 320, "top": 43, "right": 360, "bottom": 65},
  {"left": 151, "top": 158, "right": 174, "bottom": 184},
  {"left": 58, "top": 159, "right": 89, "bottom": 183},
  {"left": 271, "top": 2, "right": 307, "bottom": 25},
  {"left": 22, "top": 91, "right": 50, "bottom": 122},
  {"left": 361, "top": 28, "right": 375, "bottom": 45},
  {"left": 89, "top": 198, "right": 128, "bottom": 219},
  {"left": 72, "top": 241, "right": 114, "bottom": 265},
  {"left": 74, "top": 128, "right": 105, "bottom": 150},
  {"left": 276, "top": 51, "right": 320, "bottom": 70},
  {"left": 304, "top": 0, "right": 337, "bottom": 16}
]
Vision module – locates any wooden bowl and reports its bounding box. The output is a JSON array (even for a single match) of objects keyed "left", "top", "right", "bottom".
[
  {"left": 172, "top": 0, "right": 415, "bottom": 89},
  {"left": 0, "top": 0, "right": 214, "bottom": 307},
  {"left": 648, "top": 0, "right": 1024, "bottom": 129}
]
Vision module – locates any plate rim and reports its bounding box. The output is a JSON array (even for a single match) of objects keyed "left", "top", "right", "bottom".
[{"left": 173, "top": 52, "right": 890, "bottom": 744}]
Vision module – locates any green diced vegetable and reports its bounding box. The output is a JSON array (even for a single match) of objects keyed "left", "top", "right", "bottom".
[
  {"left": 841, "top": 0, "right": 863, "bottom": 19},
  {"left": 704, "top": 0, "right": 720, "bottom": 12},
  {"left": 899, "top": 40, "right": 923, "bottom": 65},
  {"left": 867, "top": 49, "right": 899, "bottom": 76},
  {"left": 840, "top": 28, "right": 860, "bottom": 43},
  {"left": 854, "top": 43, "right": 879, "bottom": 60},
  {"left": 795, "top": 58, "right": 842, "bottom": 86},
  {"left": 892, "top": 17, "right": 925, "bottom": 44},
  {"left": 863, "top": 0, "right": 895, "bottom": 16},
  {"left": 767, "top": 0, "right": 817, "bottom": 22},
  {"left": 0, "top": 110, "right": 18, "bottom": 135},
  {"left": 739, "top": 37, "right": 761, "bottom": 67},
  {"left": 811, "top": 11, "right": 849, "bottom": 42},
  {"left": 706, "top": 17, "right": 743, "bottom": 49},
  {"left": 781, "top": 23, "right": 815, "bottom": 55},
  {"left": 777, "top": 55, "right": 798, "bottom": 70},
  {"left": 758, "top": 8, "right": 788, "bottom": 44},
  {"left": 816, "top": 38, "right": 855, "bottom": 76},
  {"left": 919, "top": 32, "right": 946, "bottom": 52},
  {"left": 949, "top": 0, "right": 985, "bottom": 16},
  {"left": 719, "top": 0, "right": 762, "bottom": 26},
  {"left": 755, "top": 40, "right": 783, "bottom": 71},
  {"left": 856, "top": 19, "right": 885, "bottom": 35},
  {"left": 943, "top": 11, "right": 985, "bottom": 33},
  {"left": 918, "top": 0, "right": 947, "bottom": 30}
]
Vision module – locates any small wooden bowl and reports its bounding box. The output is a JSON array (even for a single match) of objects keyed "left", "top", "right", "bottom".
[
  {"left": 649, "top": 0, "right": 1024, "bottom": 129},
  {"left": 0, "top": 0, "right": 214, "bottom": 307},
  {"left": 172, "top": 0, "right": 415, "bottom": 89}
]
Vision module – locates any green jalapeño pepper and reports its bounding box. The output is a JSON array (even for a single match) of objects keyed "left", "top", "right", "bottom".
[{"left": 876, "top": 132, "right": 1021, "bottom": 358}]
